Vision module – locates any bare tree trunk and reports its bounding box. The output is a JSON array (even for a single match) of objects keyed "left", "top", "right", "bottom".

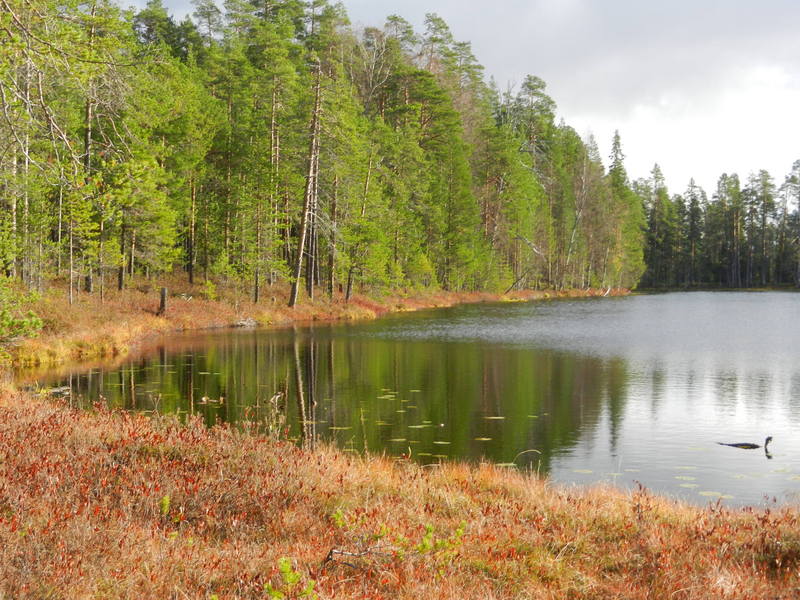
[
  {"left": 345, "top": 155, "right": 373, "bottom": 303},
  {"left": 188, "top": 176, "right": 196, "bottom": 284},
  {"left": 328, "top": 175, "right": 338, "bottom": 298},
  {"left": 118, "top": 224, "right": 126, "bottom": 291},
  {"left": 269, "top": 79, "right": 281, "bottom": 286},
  {"left": 289, "top": 61, "right": 322, "bottom": 308}
]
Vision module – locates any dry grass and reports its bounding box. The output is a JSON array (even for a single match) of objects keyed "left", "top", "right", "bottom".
[
  {"left": 0, "top": 389, "right": 798, "bottom": 599},
  {"left": 10, "top": 278, "right": 625, "bottom": 369}
]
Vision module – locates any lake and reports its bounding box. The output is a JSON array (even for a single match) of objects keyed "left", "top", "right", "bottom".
[{"left": 22, "top": 291, "right": 800, "bottom": 506}]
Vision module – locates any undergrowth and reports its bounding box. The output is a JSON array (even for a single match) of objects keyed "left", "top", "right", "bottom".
[{"left": 0, "top": 390, "right": 797, "bottom": 599}]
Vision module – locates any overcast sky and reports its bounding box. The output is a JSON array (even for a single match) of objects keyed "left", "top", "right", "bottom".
[{"left": 140, "top": 0, "right": 800, "bottom": 194}]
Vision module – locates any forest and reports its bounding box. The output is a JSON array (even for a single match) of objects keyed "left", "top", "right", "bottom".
[
  {"left": 1, "top": 0, "right": 649, "bottom": 305},
  {"left": 0, "top": 0, "right": 798, "bottom": 306}
]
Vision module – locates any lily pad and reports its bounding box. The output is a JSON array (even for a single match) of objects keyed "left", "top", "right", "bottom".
[
  {"left": 675, "top": 476, "right": 697, "bottom": 481},
  {"left": 474, "top": 437, "right": 492, "bottom": 442},
  {"left": 433, "top": 440, "right": 451, "bottom": 445},
  {"left": 698, "top": 491, "right": 733, "bottom": 499},
  {"left": 572, "top": 469, "right": 593, "bottom": 474}
]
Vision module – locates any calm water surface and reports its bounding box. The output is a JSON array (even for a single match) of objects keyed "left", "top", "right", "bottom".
[{"left": 22, "top": 292, "right": 800, "bottom": 506}]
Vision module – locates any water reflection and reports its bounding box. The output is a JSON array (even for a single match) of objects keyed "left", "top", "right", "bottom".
[{"left": 19, "top": 292, "right": 800, "bottom": 506}]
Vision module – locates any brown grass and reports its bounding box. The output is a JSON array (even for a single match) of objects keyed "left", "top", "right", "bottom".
[
  {"left": 0, "top": 389, "right": 798, "bottom": 599},
  {"left": 10, "top": 278, "right": 627, "bottom": 369}
]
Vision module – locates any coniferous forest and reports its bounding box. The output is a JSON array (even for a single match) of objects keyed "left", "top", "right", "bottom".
[{"left": 1, "top": 0, "right": 798, "bottom": 302}]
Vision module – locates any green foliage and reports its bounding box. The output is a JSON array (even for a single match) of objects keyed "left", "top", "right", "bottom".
[
  {"left": 201, "top": 279, "right": 217, "bottom": 301},
  {"left": 0, "top": 0, "right": 659, "bottom": 303},
  {"left": 264, "top": 557, "right": 318, "bottom": 599},
  {"left": 159, "top": 494, "right": 171, "bottom": 517},
  {"left": 0, "top": 278, "right": 43, "bottom": 347}
]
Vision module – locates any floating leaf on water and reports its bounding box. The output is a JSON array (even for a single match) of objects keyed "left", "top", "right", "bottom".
[
  {"left": 417, "top": 452, "right": 432, "bottom": 457},
  {"left": 410, "top": 390, "right": 421, "bottom": 393},
  {"left": 698, "top": 491, "right": 723, "bottom": 498},
  {"left": 496, "top": 463, "right": 517, "bottom": 468},
  {"left": 389, "top": 438, "right": 407, "bottom": 443},
  {"left": 674, "top": 466, "right": 698, "bottom": 471},
  {"left": 432, "top": 454, "right": 448, "bottom": 459},
  {"left": 198, "top": 372, "right": 211, "bottom": 375},
  {"left": 483, "top": 416, "right": 506, "bottom": 420},
  {"left": 396, "top": 410, "right": 407, "bottom": 414},
  {"left": 433, "top": 441, "right": 451, "bottom": 445},
  {"left": 422, "top": 420, "right": 432, "bottom": 424},
  {"left": 474, "top": 437, "right": 492, "bottom": 441},
  {"left": 732, "top": 474, "right": 751, "bottom": 480},
  {"left": 675, "top": 476, "right": 697, "bottom": 481},
  {"left": 377, "top": 395, "right": 395, "bottom": 400},
  {"left": 772, "top": 468, "right": 791, "bottom": 474},
  {"left": 605, "top": 472, "right": 622, "bottom": 477},
  {"left": 408, "top": 440, "right": 421, "bottom": 444},
  {"left": 624, "top": 469, "right": 640, "bottom": 473},
  {"left": 406, "top": 405, "right": 418, "bottom": 409},
  {"left": 788, "top": 476, "right": 800, "bottom": 481},
  {"left": 329, "top": 426, "right": 352, "bottom": 431},
  {"left": 408, "top": 425, "right": 429, "bottom": 429},
  {"left": 680, "top": 483, "right": 699, "bottom": 489},
  {"left": 572, "top": 469, "right": 593, "bottom": 474},
  {"left": 527, "top": 415, "right": 539, "bottom": 419}
]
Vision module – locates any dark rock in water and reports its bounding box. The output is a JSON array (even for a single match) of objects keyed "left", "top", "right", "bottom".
[{"left": 235, "top": 318, "right": 258, "bottom": 329}]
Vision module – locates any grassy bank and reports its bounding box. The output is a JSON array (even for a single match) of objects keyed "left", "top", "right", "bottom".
[
  {"left": 8, "top": 279, "right": 626, "bottom": 369},
  {"left": 0, "top": 390, "right": 797, "bottom": 599}
]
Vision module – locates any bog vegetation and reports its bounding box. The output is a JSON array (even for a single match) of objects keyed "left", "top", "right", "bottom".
[{"left": 0, "top": 391, "right": 798, "bottom": 599}]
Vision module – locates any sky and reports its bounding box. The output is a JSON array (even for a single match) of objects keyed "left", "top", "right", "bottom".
[{"left": 135, "top": 0, "right": 800, "bottom": 194}]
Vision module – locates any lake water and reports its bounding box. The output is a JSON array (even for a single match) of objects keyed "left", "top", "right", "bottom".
[{"left": 22, "top": 292, "right": 800, "bottom": 507}]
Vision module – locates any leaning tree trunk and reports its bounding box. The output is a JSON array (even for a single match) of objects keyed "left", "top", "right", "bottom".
[{"left": 289, "top": 61, "right": 322, "bottom": 308}]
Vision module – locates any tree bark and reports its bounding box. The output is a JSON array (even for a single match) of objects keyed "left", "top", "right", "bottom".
[{"left": 289, "top": 61, "right": 322, "bottom": 308}]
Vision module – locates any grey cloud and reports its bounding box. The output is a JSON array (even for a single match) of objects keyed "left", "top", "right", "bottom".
[{"left": 342, "top": 1, "right": 800, "bottom": 119}]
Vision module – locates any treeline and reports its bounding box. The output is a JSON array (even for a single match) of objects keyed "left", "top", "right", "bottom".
[
  {"left": 638, "top": 163, "right": 800, "bottom": 288},
  {"left": 0, "top": 0, "right": 647, "bottom": 305}
]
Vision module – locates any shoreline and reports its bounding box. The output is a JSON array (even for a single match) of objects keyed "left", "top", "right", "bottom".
[
  {"left": 2, "top": 285, "right": 799, "bottom": 597},
  {"left": 0, "top": 389, "right": 796, "bottom": 598},
  {"left": 7, "top": 283, "right": 628, "bottom": 371}
]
